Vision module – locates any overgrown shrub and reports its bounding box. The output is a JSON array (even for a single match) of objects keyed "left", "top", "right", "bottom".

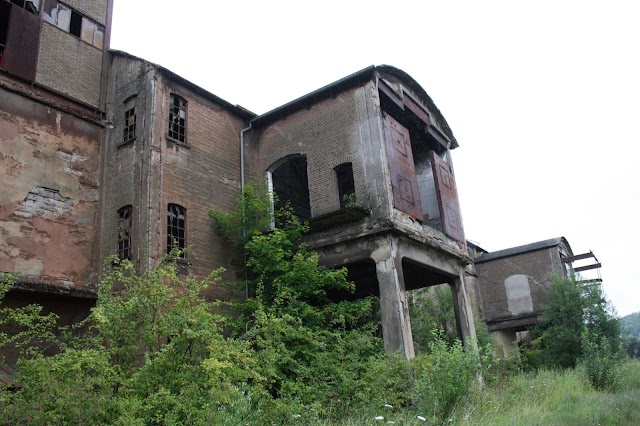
[{"left": 578, "top": 331, "right": 622, "bottom": 391}]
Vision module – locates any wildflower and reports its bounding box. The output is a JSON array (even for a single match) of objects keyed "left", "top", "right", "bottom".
[
  {"left": 292, "top": 414, "right": 301, "bottom": 419},
  {"left": 375, "top": 416, "right": 385, "bottom": 421},
  {"left": 384, "top": 404, "right": 393, "bottom": 408},
  {"left": 417, "top": 415, "right": 427, "bottom": 421},
  {"left": 387, "top": 422, "right": 396, "bottom": 424}
]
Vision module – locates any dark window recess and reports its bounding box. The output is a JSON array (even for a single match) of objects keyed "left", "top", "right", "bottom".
[
  {"left": 167, "top": 204, "right": 186, "bottom": 256},
  {"left": 123, "top": 97, "right": 136, "bottom": 143},
  {"left": 117, "top": 205, "right": 132, "bottom": 260},
  {"left": 68, "top": 9, "right": 81, "bottom": 37},
  {"left": 272, "top": 156, "right": 311, "bottom": 219},
  {"left": 9, "top": 0, "right": 40, "bottom": 14},
  {"left": 335, "top": 162, "right": 355, "bottom": 208},
  {"left": 0, "top": 2, "right": 8, "bottom": 68},
  {"left": 168, "top": 95, "right": 187, "bottom": 143}
]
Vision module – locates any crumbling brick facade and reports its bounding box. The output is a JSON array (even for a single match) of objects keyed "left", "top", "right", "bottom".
[{"left": 1, "top": 0, "right": 481, "bottom": 367}]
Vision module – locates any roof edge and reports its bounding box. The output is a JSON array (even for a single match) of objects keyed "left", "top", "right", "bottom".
[
  {"left": 475, "top": 237, "right": 569, "bottom": 264},
  {"left": 109, "top": 50, "right": 257, "bottom": 121}
]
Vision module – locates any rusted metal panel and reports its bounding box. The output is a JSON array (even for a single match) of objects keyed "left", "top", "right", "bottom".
[
  {"left": 429, "top": 150, "right": 465, "bottom": 242},
  {"left": 4, "top": 5, "right": 40, "bottom": 81},
  {"left": 561, "top": 251, "right": 597, "bottom": 263},
  {"left": 383, "top": 112, "right": 422, "bottom": 220},
  {"left": 573, "top": 263, "right": 602, "bottom": 273}
]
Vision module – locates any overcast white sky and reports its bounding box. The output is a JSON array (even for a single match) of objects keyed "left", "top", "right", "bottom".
[{"left": 111, "top": 1, "right": 640, "bottom": 316}]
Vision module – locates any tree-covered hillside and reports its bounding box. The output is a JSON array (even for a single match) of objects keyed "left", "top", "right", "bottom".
[{"left": 620, "top": 312, "right": 640, "bottom": 338}]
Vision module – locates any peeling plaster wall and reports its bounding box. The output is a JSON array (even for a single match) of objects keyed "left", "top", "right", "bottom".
[
  {"left": 475, "top": 247, "right": 564, "bottom": 322},
  {"left": 0, "top": 87, "right": 101, "bottom": 288}
]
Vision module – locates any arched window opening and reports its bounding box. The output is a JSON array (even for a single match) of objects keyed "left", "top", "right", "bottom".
[{"left": 271, "top": 156, "right": 311, "bottom": 219}]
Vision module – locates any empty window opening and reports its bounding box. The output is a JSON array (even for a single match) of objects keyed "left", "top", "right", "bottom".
[
  {"left": 167, "top": 204, "right": 186, "bottom": 256},
  {"left": 408, "top": 283, "right": 458, "bottom": 355},
  {"left": 271, "top": 156, "right": 311, "bottom": 219},
  {"left": 8, "top": 0, "right": 40, "bottom": 14},
  {"left": 0, "top": 2, "right": 8, "bottom": 67},
  {"left": 123, "top": 96, "right": 136, "bottom": 144},
  {"left": 43, "top": 1, "right": 104, "bottom": 49},
  {"left": 168, "top": 94, "right": 187, "bottom": 143},
  {"left": 335, "top": 162, "right": 355, "bottom": 209},
  {"left": 117, "top": 205, "right": 132, "bottom": 260}
]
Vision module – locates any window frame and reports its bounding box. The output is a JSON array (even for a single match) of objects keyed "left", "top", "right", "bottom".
[
  {"left": 117, "top": 205, "right": 132, "bottom": 261},
  {"left": 167, "top": 203, "right": 186, "bottom": 257},
  {"left": 121, "top": 95, "right": 137, "bottom": 145},
  {"left": 42, "top": 1, "right": 105, "bottom": 50},
  {"left": 167, "top": 94, "right": 188, "bottom": 145}
]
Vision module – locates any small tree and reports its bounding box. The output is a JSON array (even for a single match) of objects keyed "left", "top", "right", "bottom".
[{"left": 523, "top": 274, "right": 620, "bottom": 370}]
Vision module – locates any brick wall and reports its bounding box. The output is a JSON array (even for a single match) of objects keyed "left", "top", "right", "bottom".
[
  {"left": 155, "top": 78, "right": 245, "bottom": 296},
  {"left": 252, "top": 87, "right": 371, "bottom": 218},
  {"left": 475, "top": 247, "right": 562, "bottom": 322},
  {"left": 36, "top": 24, "right": 104, "bottom": 107}
]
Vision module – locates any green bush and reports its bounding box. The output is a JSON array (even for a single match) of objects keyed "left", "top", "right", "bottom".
[
  {"left": 578, "top": 331, "right": 622, "bottom": 391},
  {"left": 411, "top": 331, "right": 479, "bottom": 419}
]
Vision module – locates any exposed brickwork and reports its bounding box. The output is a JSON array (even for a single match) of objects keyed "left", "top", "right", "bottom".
[
  {"left": 0, "top": 87, "right": 101, "bottom": 288},
  {"left": 36, "top": 24, "right": 103, "bottom": 107},
  {"left": 254, "top": 88, "right": 367, "bottom": 217}
]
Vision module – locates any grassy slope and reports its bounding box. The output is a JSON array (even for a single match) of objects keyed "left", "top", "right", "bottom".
[{"left": 333, "top": 360, "right": 640, "bottom": 426}]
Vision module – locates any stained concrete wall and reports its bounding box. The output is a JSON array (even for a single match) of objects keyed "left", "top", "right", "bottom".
[{"left": 0, "top": 87, "right": 102, "bottom": 288}]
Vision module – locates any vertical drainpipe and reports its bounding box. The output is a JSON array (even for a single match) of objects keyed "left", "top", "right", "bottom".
[{"left": 240, "top": 123, "right": 252, "bottom": 299}]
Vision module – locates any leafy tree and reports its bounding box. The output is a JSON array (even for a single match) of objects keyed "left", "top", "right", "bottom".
[
  {"left": 620, "top": 311, "right": 640, "bottom": 338},
  {"left": 523, "top": 274, "right": 620, "bottom": 370}
]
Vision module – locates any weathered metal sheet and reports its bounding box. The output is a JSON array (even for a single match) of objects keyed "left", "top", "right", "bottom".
[
  {"left": 429, "top": 150, "right": 465, "bottom": 242},
  {"left": 4, "top": 5, "right": 40, "bottom": 81},
  {"left": 383, "top": 112, "right": 422, "bottom": 220}
]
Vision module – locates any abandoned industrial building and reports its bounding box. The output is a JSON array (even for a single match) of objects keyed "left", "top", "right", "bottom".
[{"left": 0, "top": 0, "right": 602, "bottom": 378}]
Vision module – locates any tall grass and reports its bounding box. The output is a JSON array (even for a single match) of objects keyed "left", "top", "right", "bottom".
[{"left": 450, "top": 359, "right": 640, "bottom": 426}]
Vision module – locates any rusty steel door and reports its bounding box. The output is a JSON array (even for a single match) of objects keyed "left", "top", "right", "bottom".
[
  {"left": 383, "top": 112, "right": 422, "bottom": 220},
  {"left": 3, "top": 5, "right": 39, "bottom": 81},
  {"left": 429, "top": 150, "right": 465, "bottom": 242}
]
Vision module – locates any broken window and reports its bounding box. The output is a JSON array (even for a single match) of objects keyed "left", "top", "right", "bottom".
[
  {"left": 117, "top": 205, "right": 132, "bottom": 260},
  {"left": 43, "top": 1, "right": 104, "bottom": 49},
  {"left": 335, "top": 162, "right": 355, "bottom": 208},
  {"left": 8, "top": 0, "right": 40, "bottom": 15},
  {"left": 271, "top": 156, "right": 311, "bottom": 219},
  {"left": 168, "top": 94, "right": 187, "bottom": 143},
  {"left": 123, "top": 96, "right": 136, "bottom": 144},
  {"left": 0, "top": 2, "right": 8, "bottom": 68},
  {"left": 167, "top": 204, "right": 186, "bottom": 256}
]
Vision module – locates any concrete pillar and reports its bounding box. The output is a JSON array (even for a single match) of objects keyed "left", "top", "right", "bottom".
[
  {"left": 374, "top": 243, "right": 415, "bottom": 359},
  {"left": 452, "top": 272, "right": 479, "bottom": 352},
  {"left": 492, "top": 329, "right": 520, "bottom": 360}
]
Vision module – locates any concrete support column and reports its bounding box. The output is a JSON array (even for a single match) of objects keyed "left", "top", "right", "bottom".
[
  {"left": 374, "top": 238, "right": 415, "bottom": 358},
  {"left": 452, "top": 272, "right": 479, "bottom": 351}
]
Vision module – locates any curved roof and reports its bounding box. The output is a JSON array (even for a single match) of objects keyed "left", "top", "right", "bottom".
[
  {"left": 475, "top": 237, "right": 573, "bottom": 264},
  {"left": 251, "top": 65, "right": 458, "bottom": 147}
]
